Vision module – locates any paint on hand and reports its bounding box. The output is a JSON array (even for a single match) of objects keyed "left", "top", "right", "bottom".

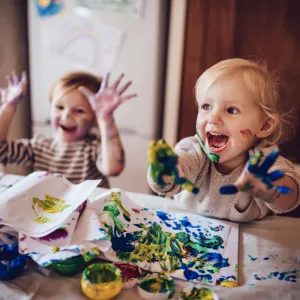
[
  {"left": 138, "top": 273, "right": 175, "bottom": 299},
  {"left": 148, "top": 139, "right": 199, "bottom": 194},
  {"left": 196, "top": 132, "right": 220, "bottom": 163},
  {"left": 179, "top": 286, "right": 215, "bottom": 300}
]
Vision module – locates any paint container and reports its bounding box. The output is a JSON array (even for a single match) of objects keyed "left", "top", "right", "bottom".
[
  {"left": 52, "top": 255, "right": 87, "bottom": 276},
  {"left": 114, "top": 262, "right": 140, "bottom": 289},
  {"left": 0, "top": 244, "right": 26, "bottom": 280},
  {"left": 137, "top": 273, "right": 175, "bottom": 300},
  {"left": 81, "top": 263, "right": 122, "bottom": 300},
  {"left": 178, "top": 286, "right": 219, "bottom": 300}
]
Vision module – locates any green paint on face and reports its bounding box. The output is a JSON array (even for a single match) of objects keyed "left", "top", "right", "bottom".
[
  {"left": 179, "top": 287, "right": 214, "bottom": 300},
  {"left": 196, "top": 133, "right": 220, "bottom": 163},
  {"left": 82, "top": 263, "right": 120, "bottom": 284},
  {"left": 139, "top": 273, "right": 175, "bottom": 299}
]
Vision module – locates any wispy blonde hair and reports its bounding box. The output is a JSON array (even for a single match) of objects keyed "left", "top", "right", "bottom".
[
  {"left": 50, "top": 71, "right": 102, "bottom": 102},
  {"left": 195, "top": 58, "right": 295, "bottom": 145}
]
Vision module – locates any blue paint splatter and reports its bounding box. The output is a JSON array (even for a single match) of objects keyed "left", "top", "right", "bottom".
[
  {"left": 249, "top": 255, "right": 258, "bottom": 261},
  {"left": 254, "top": 270, "right": 299, "bottom": 283}
]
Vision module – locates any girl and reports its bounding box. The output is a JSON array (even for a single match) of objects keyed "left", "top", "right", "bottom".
[
  {"left": 148, "top": 58, "right": 300, "bottom": 222},
  {"left": 0, "top": 71, "right": 136, "bottom": 186}
]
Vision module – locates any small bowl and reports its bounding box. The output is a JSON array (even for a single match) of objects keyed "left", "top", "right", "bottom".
[
  {"left": 178, "top": 286, "right": 219, "bottom": 300},
  {"left": 0, "top": 244, "right": 26, "bottom": 281},
  {"left": 114, "top": 263, "right": 140, "bottom": 289},
  {"left": 81, "top": 263, "right": 122, "bottom": 300},
  {"left": 52, "top": 255, "right": 87, "bottom": 276},
  {"left": 137, "top": 273, "right": 175, "bottom": 300}
]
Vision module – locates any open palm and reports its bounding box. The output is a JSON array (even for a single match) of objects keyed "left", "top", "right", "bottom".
[
  {"left": 79, "top": 73, "right": 137, "bottom": 120},
  {"left": 0, "top": 71, "right": 27, "bottom": 107},
  {"left": 220, "top": 150, "right": 291, "bottom": 203}
]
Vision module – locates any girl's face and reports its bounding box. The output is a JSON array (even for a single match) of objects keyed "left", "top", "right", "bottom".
[
  {"left": 196, "top": 75, "right": 267, "bottom": 173},
  {"left": 50, "top": 89, "right": 95, "bottom": 143}
]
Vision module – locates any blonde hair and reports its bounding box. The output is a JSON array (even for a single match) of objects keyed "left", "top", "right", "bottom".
[
  {"left": 195, "top": 58, "right": 295, "bottom": 145},
  {"left": 50, "top": 71, "right": 101, "bottom": 102}
]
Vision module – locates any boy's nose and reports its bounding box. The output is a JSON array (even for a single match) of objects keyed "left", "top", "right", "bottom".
[{"left": 61, "top": 110, "right": 71, "bottom": 121}]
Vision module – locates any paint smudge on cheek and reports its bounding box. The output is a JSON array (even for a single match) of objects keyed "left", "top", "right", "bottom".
[{"left": 240, "top": 129, "right": 253, "bottom": 139}]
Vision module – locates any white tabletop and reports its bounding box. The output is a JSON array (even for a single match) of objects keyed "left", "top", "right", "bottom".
[{"left": 0, "top": 173, "right": 300, "bottom": 300}]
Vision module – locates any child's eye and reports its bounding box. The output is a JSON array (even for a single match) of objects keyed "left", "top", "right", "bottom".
[
  {"left": 227, "top": 107, "right": 239, "bottom": 114},
  {"left": 201, "top": 104, "right": 212, "bottom": 111},
  {"left": 56, "top": 105, "right": 64, "bottom": 110},
  {"left": 74, "top": 108, "right": 85, "bottom": 114}
]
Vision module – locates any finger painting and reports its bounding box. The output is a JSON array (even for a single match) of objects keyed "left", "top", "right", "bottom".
[{"left": 95, "top": 190, "right": 238, "bottom": 285}]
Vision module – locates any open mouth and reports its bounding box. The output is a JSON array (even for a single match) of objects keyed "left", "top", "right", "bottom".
[
  {"left": 207, "top": 132, "right": 229, "bottom": 152},
  {"left": 60, "top": 125, "right": 77, "bottom": 133}
]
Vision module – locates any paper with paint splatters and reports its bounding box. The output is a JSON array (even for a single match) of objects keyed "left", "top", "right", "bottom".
[
  {"left": 0, "top": 172, "right": 101, "bottom": 237},
  {"left": 90, "top": 189, "right": 239, "bottom": 285}
]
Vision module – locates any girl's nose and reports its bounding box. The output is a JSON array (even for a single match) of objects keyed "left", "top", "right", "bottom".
[
  {"left": 208, "top": 112, "right": 223, "bottom": 126},
  {"left": 61, "top": 110, "right": 70, "bottom": 121}
]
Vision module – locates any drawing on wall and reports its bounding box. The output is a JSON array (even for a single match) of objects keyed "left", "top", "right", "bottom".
[
  {"left": 35, "top": 0, "right": 64, "bottom": 17},
  {"left": 75, "top": 0, "right": 146, "bottom": 18},
  {"left": 42, "top": 14, "right": 124, "bottom": 72}
]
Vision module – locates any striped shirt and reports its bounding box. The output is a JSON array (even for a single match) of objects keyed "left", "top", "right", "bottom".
[{"left": 0, "top": 134, "right": 109, "bottom": 187}]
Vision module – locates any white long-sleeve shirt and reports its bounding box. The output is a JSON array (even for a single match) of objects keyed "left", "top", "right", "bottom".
[{"left": 148, "top": 135, "right": 300, "bottom": 222}]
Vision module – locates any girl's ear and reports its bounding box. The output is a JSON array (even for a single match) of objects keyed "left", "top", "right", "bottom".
[{"left": 256, "top": 116, "right": 278, "bottom": 138}]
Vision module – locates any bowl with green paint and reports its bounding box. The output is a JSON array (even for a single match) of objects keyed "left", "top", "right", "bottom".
[
  {"left": 81, "top": 263, "right": 122, "bottom": 300},
  {"left": 178, "top": 286, "right": 219, "bottom": 300},
  {"left": 52, "top": 255, "right": 87, "bottom": 276},
  {"left": 137, "top": 273, "right": 175, "bottom": 300}
]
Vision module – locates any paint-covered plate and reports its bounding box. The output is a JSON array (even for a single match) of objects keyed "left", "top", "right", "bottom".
[
  {"left": 137, "top": 273, "right": 175, "bottom": 300},
  {"left": 178, "top": 286, "right": 219, "bottom": 300}
]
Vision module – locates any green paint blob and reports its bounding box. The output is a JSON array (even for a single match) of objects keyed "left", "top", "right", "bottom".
[
  {"left": 179, "top": 287, "right": 214, "bottom": 300},
  {"left": 82, "top": 263, "right": 121, "bottom": 284},
  {"left": 139, "top": 273, "right": 175, "bottom": 299},
  {"left": 34, "top": 215, "right": 54, "bottom": 224},
  {"left": 196, "top": 133, "right": 220, "bottom": 163}
]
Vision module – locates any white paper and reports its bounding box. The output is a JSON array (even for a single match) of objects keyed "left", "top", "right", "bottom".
[{"left": 0, "top": 172, "right": 101, "bottom": 237}]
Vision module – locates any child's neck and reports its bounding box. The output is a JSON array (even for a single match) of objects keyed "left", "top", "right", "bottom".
[{"left": 214, "top": 152, "right": 249, "bottom": 175}]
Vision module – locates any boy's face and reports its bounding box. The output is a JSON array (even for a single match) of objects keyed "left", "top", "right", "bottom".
[
  {"left": 196, "top": 75, "right": 266, "bottom": 173},
  {"left": 50, "top": 89, "right": 95, "bottom": 143}
]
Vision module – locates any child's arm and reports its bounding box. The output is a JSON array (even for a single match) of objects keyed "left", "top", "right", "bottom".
[
  {"left": 79, "top": 73, "right": 136, "bottom": 176},
  {"left": 220, "top": 150, "right": 299, "bottom": 212},
  {"left": 0, "top": 71, "right": 27, "bottom": 140}
]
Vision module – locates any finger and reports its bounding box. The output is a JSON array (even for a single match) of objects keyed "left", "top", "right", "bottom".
[
  {"left": 220, "top": 185, "right": 239, "bottom": 195},
  {"left": 99, "top": 73, "right": 109, "bottom": 94},
  {"left": 78, "top": 86, "right": 96, "bottom": 110},
  {"left": 118, "top": 81, "right": 132, "bottom": 95},
  {"left": 258, "top": 149, "right": 279, "bottom": 174},
  {"left": 21, "top": 72, "right": 27, "bottom": 84},
  {"left": 12, "top": 71, "right": 18, "bottom": 85},
  {"left": 268, "top": 169, "right": 284, "bottom": 182},
  {"left": 111, "top": 73, "right": 124, "bottom": 90},
  {"left": 119, "top": 93, "right": 137, "bottom": 104},
  {"left": 275, "top": 186, "right": 291, "bottom": 194},
  {"left": 6, "top": 74, "right": 14, "bottom": 86},
  {"left": 248, "top": 150, "right": 262, "bottom": 173}
]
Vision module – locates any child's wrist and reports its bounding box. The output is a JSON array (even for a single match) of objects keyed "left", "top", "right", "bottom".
[{"left": 0, "top": 102, "right": 16, "bottom": 112}]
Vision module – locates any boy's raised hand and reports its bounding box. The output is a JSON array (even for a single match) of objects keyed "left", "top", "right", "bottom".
[
  {"left": 79, "top": 73, "right": 137, "bottom": 120},
  {"left": 219, "top": 150, "right": 291, "bottom": 203},
  {"left": 0, "top": 71, "right": 27, "bottom": 108},
  {"left": 148, "top": 139, "right": 199, "bottom": 195}
]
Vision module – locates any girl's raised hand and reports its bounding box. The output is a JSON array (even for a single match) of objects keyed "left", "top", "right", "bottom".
[
  {"left": 219, "top": 150, "right": 291, "bottom": 203},
  {"left": 79, "top": 73, "right": 137, "bottom": 120},
  {"left": 0, "top": 71, "right": 27, "bottom": 108}
]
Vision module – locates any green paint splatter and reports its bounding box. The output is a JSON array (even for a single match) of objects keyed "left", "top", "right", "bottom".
[
  {"left": 179, "top": 287, "right": 214, "bottom": 300},
  {"left": 241, "top": 180, "right": 254, "bottom": 192},
  {"left": 139, "top": 273, "right": 175, "bottom": 299},
  {"left": 196, "top": 133, "right": 220, "bottom": 163},
  {"left": 34, "top": 215, "right": 54, "bottom": 224},
  {"left": 82, "top": 263, "right": 121, "bottom": 284}
]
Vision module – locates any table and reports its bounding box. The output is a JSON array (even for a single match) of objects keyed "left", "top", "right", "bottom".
[{"left": 0, "top": 173, "right": 300, "bottom": 300}]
